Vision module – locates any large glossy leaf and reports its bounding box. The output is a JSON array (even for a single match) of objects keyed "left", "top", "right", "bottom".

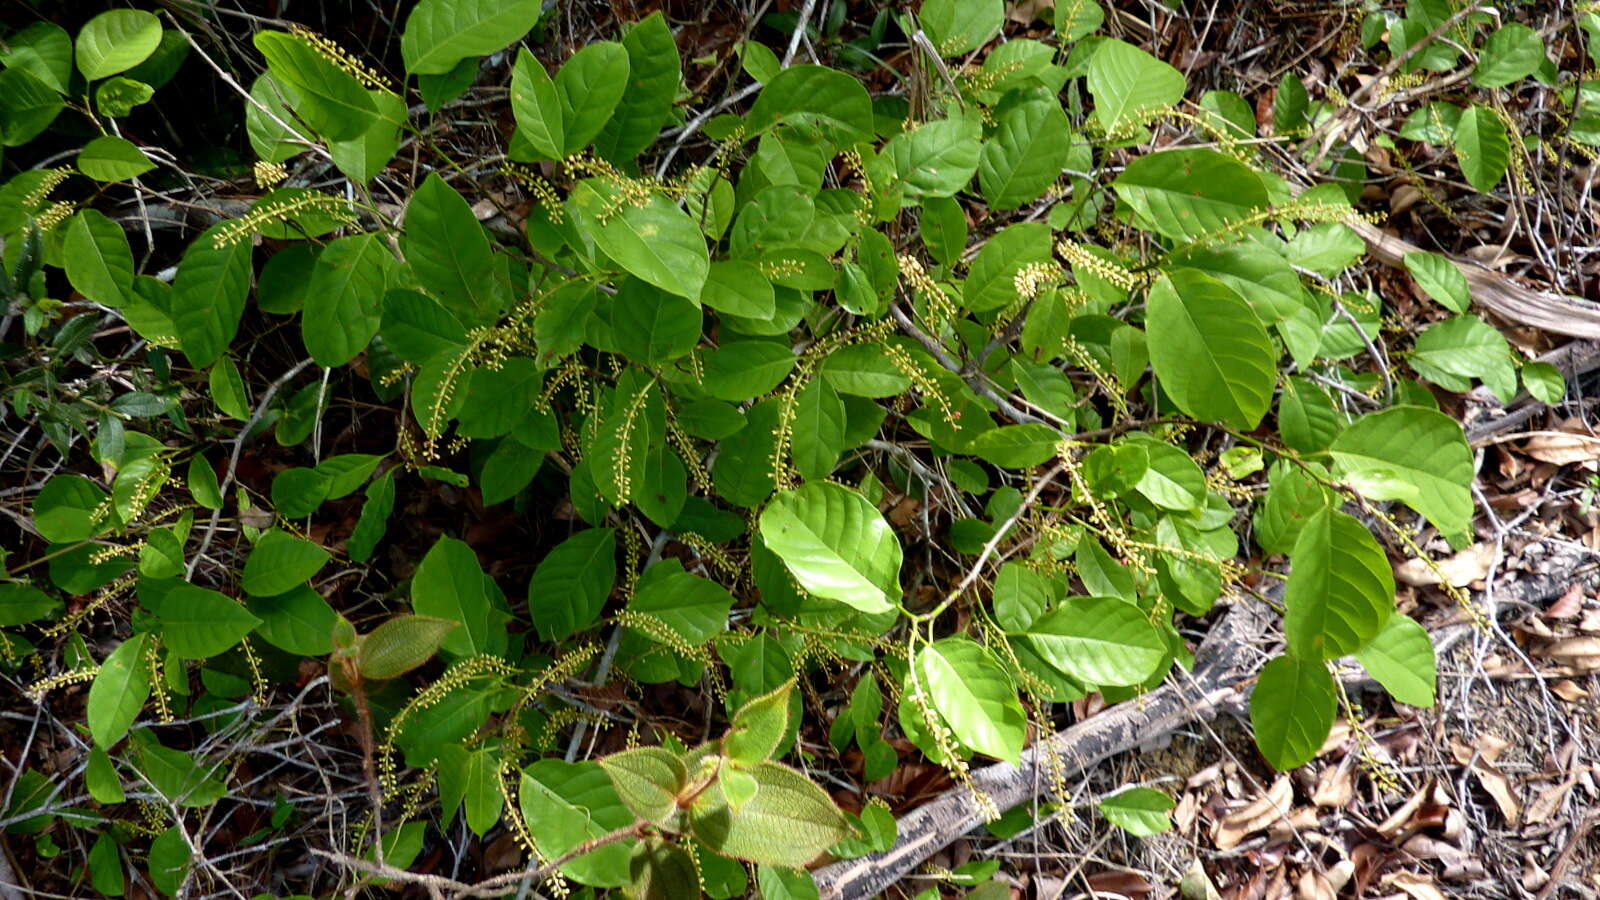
[
  {"left": 1024, "top": 597, "right": 1166, "bottom": 687},
  {"left": 1356, "top": 614, "right": 1436, "bottom": 707},
  {"left": 745, "top": 65, "right": 875, "bottom": 146},
  {"left": 556, "top": 42, "right": 629, "bottom": 155},
  {"left": 1403, "top": 250, "right": 1471, "bottom": 314},
  {"left": 789, "top": 378, "right": 847, "bottom": 481},
  {"left": 1145, "top": 270, "right": 1276, "bottom": 429},
  {"left": 1328, "top": 406, "right": 1474, "bottom": 534},
  {"left": 172, "top": 222, "right": 253, "bottom": 368},
  {"left": 142, "top": 580, "right": 261, "bottom": 660},
  {"left": 241, "top": 528, "right": 331, "bottom": 597},
  {"left": 87, "top": 634, "right": 149, "bottom": 747},
  {"left": 1087, "top": 38, "right": 1185, "bottom": 133},
  {"left": 611, "top": 277, "right": 702, "bottom": 366},
  {"left": 77, "top": 135, "right": 156, "bottom": 182},
  {"left": 76, "top": 10, "right": 161, "bottom": 81},
  {"left": 1472, "top": 23, "right": 1544, "bottom": 88},
  {"left": 887, "top": 116, "right": 982, "bottom": 199},
  {"left": 330, "top": 90, "right": 406, "bottom": 183},
  {"left": 594, "top": 12, "right": 680, "bottom": 162},
  {"left": 1250, "top": 654, "right": 1336, "bottom": 771},
  {"left": 979, "top": 90, "right": 1071, "bottom": 210},
  {"left": 920, "top": 0, "right": 1004, "bottom": 56},
  {"left": 510, "top": 48, "right": 564, "bottom": 159},
  {"left": 253, "top": 31, "right": 377, "bottom": 142},
  {"left": 529, "top": 528, "right": 616, "bottom": 641},
  {"left": 1409, "top": 314, "right": 1517, "bottom": 400},
  {"left": 413, "top": 535, "right": 507, "bottom": 656},
  {"left": 758, "top": 482, "right": 902, "bottom": 614},
  {"left": 401, "top": 173, "right": 503, "bottom": 326},
  {"left": 962, "top": 221, "right": 1053, "bottom": 313},
  {"left": 0, "top": 67, "right": 64, "bottom": 146},
  {"left": 569, "top": 180, "right": 708, "bottom": 300},
  {"left": 1284, "top": 508, "right": 1394, "bottom": 660},
  {"left": 64, "top": 210, "right": 134, "bottom": 307},
  {"left": 400, "top": 0, "right": 542, "bottom": 74},
  {"left": 915, "top": 638, "right": 1026, "bottom": 762},
  {"left": 1453, "top": 104, "right": 1509, "bottom": 193},
  {"left": 1113, "top": 148, "right": 1267, "bottom": 241},
  {"left": 520, "top": 761, "right": 635, "bottom": 886},
  {"left": 301, "top": 232, "right": 397, "bottom": 366},
  {"left": 247, "top": 586, "right": 336, "bottom": 656},
  {"left": 1, "top": 23, "right": 72, "bottom": 93}
]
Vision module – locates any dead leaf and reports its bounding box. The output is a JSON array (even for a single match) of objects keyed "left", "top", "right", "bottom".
[
  {"left": 1007, "top": 0, "right": 1054, "bottom": 24},
  {"left": 1523, "top": 775, "right": 1576, "bottom": 826},
  {"left": 1385, "top": 871, "right": 1447, "bottom": 900},
  {"left": 1312, "top": 760, "right": 1354, "bottom": 808},
  {"left": 1297, "top": 871, "right": 1335, "bottom": 900},
  {"left": 1545, "top": 584, "right": 1585, "bottom": 620},
  {"left": 1214, "top": 777, "right": 1293, "bottom": 849},
  {"left": 1551, "top": 679, "right": 1590, "bottom": 701},
  {"left": 1394, "top": 543, "right": 1494, "bottom": 587},
  {"left": 1521, "top": 427, "right": 1600, "bottom": 465}
]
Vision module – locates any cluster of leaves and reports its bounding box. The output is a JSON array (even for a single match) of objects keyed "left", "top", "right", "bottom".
[{"left": 0, "top": 0, "right": 1564, "bottom": 897}]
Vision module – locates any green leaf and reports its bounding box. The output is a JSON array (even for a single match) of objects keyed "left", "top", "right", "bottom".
[
  {"left": 529, "top": 527, "right": 616, "bottom": 641},
  {"left": 612, "top": 277, "right": 702, "bottom": 366},
  {"left": 89, "top": 832, "right": 124, "bottom": 897},
  {"left": 348, "top": 471, "right": 396, "bottom": 563},
  {"left": 32, "top": 475, "right": 110, "bottom": 543},
  {"left": 302, "top": 232, "right": 396, "bottom": 366},
  {"left": 77, "top": 135, "right": 156, "bottom": 182},
  {"left": 413, "top": 535, "right": 506, "bottom": 657},
  {"left": 569, "top": 180, "right": 709, "bottom": 300},
  {"left": 0, "top": 68, "right": 63, "bottom": 146},
  {"left": 247, "top": 586, "right": 336, "bottom": 656},
  {"left": 147, "top": 826, "right": 190, "bottom": 896},
  {"left": 1087, "top": 38, "right": 1185, "bottom": 133},
  {"left": 356, "top": 614, "right": 459, "bottom": 679},
  {"left": 1355, "top": 614, "right": 1436, "bottom": 707},
  {"left": 725, "top": 682, "right": 794, "bottom": 764},
  {"left": 330, "top": 90, "right": 406, "bottom": 183},
  {"left": 380, "top": 288, "right": 469, "bottom": 363},
  {"left": 688, "top": 760, "right": 850, "bottom": 867},
  {"left": 1131, "top": 438, "right": 1206, "bottom": 511},
  {"left": 1403, "top": 251, "right": 1471, "bottom": 314},
  {"left": 594, "top": 12, "right": 681, "bottom": 162},
  {"left": 315, "top": 453, "right": 385, "bottom": 499},
  {"left": 887, "top": 116, "right": 982, "bottom": 199},
  {"left": 598, "top": 746, "right": 686, "bottom": 823},
  {"left": 556, "top": 42, "right": 630, "bottom": 155},
  {"left": 790, "top": 378, "right": 847, "bottom": 481},
  {"left": 822, "top": 345, "right": 911, "bottom": 397},
  {"left": 702, "top": 260, "right": 776, "bottom": 319},
  {"left": 1113, "top": 148, "right": 1266, "bottom": 241},
  {"left": 629, "top": 562, "right": 735, "bottom": 647},
  {"left": 510, "top": 48, "right": 564, "bottom": 159},
  {"left": 401, "top": 173, "right": 503, "bottom": 327},
  {"left": 520, "top": 761, "right": 635, "bottom": 886},
  {"left": 462, "top": 748, "right": 505, "bottom": 836},
  {"left": 758, "top": 482, "right": 902, "bottom": 614},
  {"left": 76, "top": 10, "right": 161, "bottom": 81},
  {"left": 1329, "top": 406, "right": 1474, "bottom": 534},
  {"left": 64, "top": 210, "right": 134, "bottom": 307},
  {"left": 1098, "top": 786, "right": 1175, "bottom": 836},
  {"left": 245, "top": 73, "right": 315, "bottom": 163},
  {"left": 1453, "top": 104, "right": 1510, "bottom": 193},
  {"left": 1472, "top": 23, "right": 1545, "bottom": 88},
  {"left": 241, "top": 529, "right": 331, "bottom": 597},
  {"left": 920, "top": 0, "right": 1004, "bottom": 56},
  {"left": 142, "top": 581, "right": 260, "bottom": 660},
  {"left": 758, "top": 866, "right": 820, "bottom": 900},
  {"left": 745, "top": 65, "right": 875, "bottom": 146},
  {"left": 0, "top": 23, "right": 72, "bottom": 93},
  {"left": 1410, "top": 314, "right": 1517, "bottom": 400},
  {"left": 703, "top": 340, "right": 796, "bottom": 401},
  {"left": 400, "top": 0, "right": 542, "bottom": 74},
  {"left": 979, "top": 90, "right": 1071, "bottom": 210},
  {"left": 1522, "top": 361, "right": 1566, "bottom": 405},
  {"left": 919, "top": 194, "right": 967, "bottom": 265},
  {"left": 253, "top": 31, "right": 378, "bottom": 142},
  {"left": 171, "top": 222, "right": 253, "bottom": 368},
  {"left": 991, "top": 561, "right": 1062, "bottom": 632},
  {"left": 1284, "top": 508, "right": 1394, "bottom": 659},
  {"left": 962, "top": 221, "right": 1053, "bottom": 312},
  {"left": 207, "top": 358, "right": 249, "bottom": 421},
  {"left": 0, "top": 582, "right": 59, "bottom": 626},
  {"left": 914, "top": 638, "right": 1026, "bottom": 762},
  {"left": 1250, "top": 654, "right": 1336, "bottom": 770},
  {"left": 95, "top": 75, "right": 155, "bottom": 117},
  {"left": 1024, "top": 597, "right": 1166, "bottom": 687},
  {"left": 972, "top": 424, "right": 1061, "bottom": 468},
  {"left": 88, "top": 634, "right": 150, "bottom": 747},
  {"left": 272, "top": 465, "right": 331, "bottom": 517},
  {"left": 1277, "top": 377, "right": 1342, "bottom": 453},
  {"left": 1145, "top": 270, "right": 1276, "bottom": 429}
]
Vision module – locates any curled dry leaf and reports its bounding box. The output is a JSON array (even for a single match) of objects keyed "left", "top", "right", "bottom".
[
  {"left": 1519, "top": 426, "right": 1600, "bottom": 466},
  {"left": 1545, "top": 584, "right": 1586, "bottom": 620},
  {"left": 1393, "top": 543, "right": 1494, "bottom": 588},
  {"left": 1214, "top": 776, "right": 1293, "bottom": 850}
]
